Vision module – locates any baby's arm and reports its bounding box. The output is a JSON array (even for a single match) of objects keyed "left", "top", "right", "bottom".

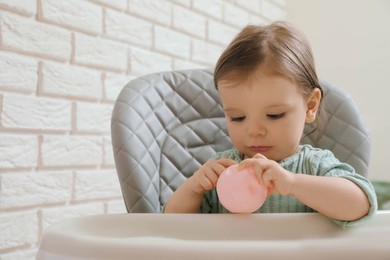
[
  {"left": 289, "top": 174, "right": 370, "bottom": 221},
  {"left": 164, "top": 159, "right": 236, "bottom": 213},
  {"left": 239, "top": 154, "right": 370, "bottom": 221}
]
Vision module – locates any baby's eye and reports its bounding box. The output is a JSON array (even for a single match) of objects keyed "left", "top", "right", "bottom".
[
  {"left": 267, "top": 113, "right": 285, "bottom": 120},
  {"left": 230, "top": 116, "right": 245, "bottom": 122}
]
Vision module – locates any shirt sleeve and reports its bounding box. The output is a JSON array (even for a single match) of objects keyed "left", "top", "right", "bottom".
[{"left": 312, "top": 149, "right": 378, "bottom": 228}]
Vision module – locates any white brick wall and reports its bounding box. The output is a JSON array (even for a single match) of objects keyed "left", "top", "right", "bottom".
[
  {"left": 41, "top": 61, "right": 103, "bottom": 99},
  {"left": 0, "top": 135, "right": 38, "bottom": 169},
  {"left": 1, "top": 11, "right": 72, "bottom": 61},
  {"left": 0, "top": 53, "right": 38, "bottom": 93},
  {"left": 2, "top": 94, "right": 72, "bottom": 130},
  {"left": 40, "top": 0, "right": 103, "bottom": 35},
  {"left": 0, "top": 171, "right": 73, "bottom": 208},
  {"left": 0, "top": 0, "right": 286, "bottom": 257}
]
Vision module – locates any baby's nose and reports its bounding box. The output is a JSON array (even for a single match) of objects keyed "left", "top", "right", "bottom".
[{"left": 247, "top": 123, "right": 266, "bottom": 136}]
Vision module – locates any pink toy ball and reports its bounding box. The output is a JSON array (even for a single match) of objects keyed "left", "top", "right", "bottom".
[{"left": 216, "top": 164, "right": 268, "bottom": 213}]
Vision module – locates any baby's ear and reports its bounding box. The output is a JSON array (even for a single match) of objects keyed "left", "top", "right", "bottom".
[{"left": 305, "top": 88, "right": 322, "bottom": 123}]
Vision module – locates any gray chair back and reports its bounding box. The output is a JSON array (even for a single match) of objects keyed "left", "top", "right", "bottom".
[{"left": 111, "top": 69, "right": 370, "bottom": 213}]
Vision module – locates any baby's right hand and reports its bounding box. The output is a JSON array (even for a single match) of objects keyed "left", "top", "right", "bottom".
[{"left": 188, "top": 159, "right": 237, "bottom": 195}]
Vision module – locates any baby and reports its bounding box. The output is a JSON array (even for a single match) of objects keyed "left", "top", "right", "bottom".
[{"left": 164, "top": 21, "right": 377, "bottom": 227}]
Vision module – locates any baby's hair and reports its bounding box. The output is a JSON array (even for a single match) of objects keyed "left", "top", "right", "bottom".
[{"left": 214, "top": 21, "right": 325, "bottom": 134}]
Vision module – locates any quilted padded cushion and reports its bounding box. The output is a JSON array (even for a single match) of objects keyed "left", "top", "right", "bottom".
[
  {"left": 111, "top": 69, "right": 370, "bottom": 213},
  {"left": 111, "top": 70, "right": 232, "bottom": 213}
]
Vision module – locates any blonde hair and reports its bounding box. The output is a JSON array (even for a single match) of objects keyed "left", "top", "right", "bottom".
[{"left": 214, "top": 21, "right": 324, "bottom": 132}]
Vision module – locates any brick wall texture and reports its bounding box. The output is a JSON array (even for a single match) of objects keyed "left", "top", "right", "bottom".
[{"left": 0, "top": 0, "right": 286, "bottom": 258}]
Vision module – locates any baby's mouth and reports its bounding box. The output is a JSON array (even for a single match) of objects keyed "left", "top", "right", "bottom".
[{"left": 249, "top": 146, "right": 272, "bottom": 153}]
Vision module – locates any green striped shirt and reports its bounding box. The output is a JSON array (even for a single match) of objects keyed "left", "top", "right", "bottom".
[{"left": 201, "top": 145, "right": 377, "bottom": 227}]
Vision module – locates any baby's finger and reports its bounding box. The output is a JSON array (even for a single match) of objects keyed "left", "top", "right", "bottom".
[
  {"left": 261, "top": 170, "right": 274, "bottom": 187},
  {"left": 212, "top": 164, "right": 227, "bottom": 176},
  {"left": 237, "top": 158, "right": 260, "bottom": 170},
  {"left": 211, "top": 159, "right": 237, "bottom": 176},
  {"left": 254, "top": 164, "right": 265, "bottom": 179},
  {"left": 205, "top": 167, "right": 220, "bottom": 184},
  {"left": 217, "top": 158, "right": 238, "bottom": 168},
  {"left": 199, "top": 172, "right": 214, "bottom": 190},
  {"left": 253, "top": 153, "right": 267, "bottom": 159}
]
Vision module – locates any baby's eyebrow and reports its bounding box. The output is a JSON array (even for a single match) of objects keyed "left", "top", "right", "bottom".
[
  {"left": 223, "top": 108, "right": 242, "bottom": 113},
  {"left": 223, "top": 103, "right": 292, "bottom": 113},
  {"left": 265, "top": 104, "right": 291, "bottom": 109}
]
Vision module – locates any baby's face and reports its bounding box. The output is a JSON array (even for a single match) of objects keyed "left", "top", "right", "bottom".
[{"left": 218, "top": 70, "right": 312, "bottom": 161}]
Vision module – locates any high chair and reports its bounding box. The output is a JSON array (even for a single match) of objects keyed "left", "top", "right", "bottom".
[{"left": 110, "top": 69, "right": 370, "bottom": 213}]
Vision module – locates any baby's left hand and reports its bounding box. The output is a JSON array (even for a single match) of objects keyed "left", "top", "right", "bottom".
[{"left": 238, "top": 153, "right": 294, "bottom": 196}]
